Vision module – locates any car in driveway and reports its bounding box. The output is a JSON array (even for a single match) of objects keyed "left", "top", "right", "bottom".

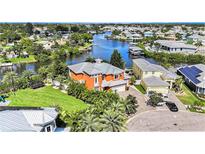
[
  {"left": 157, "top": 102, "right": 166, "bottom": 106},
  {"left": 166, "top": 102, "right": 178, "bottom": 112}
]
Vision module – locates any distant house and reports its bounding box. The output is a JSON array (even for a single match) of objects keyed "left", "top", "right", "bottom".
[
  {"left": 6, "top": 51, "right": 18, "bottom": 59},
  {"left": 133, "top": 58, "right": 178, "bottom": 95},
  {"left": 154, "top": 40, "right": 197, "bottom": 53},
  {"left": 38, "top": 41, "right": 54, "bottom": 50},
  {"left": 144, "top": 31, "right": 153, "bottom": 37},
  {"left": 0, "top": 107, "right": 58, "bottom": 132},
  {"left": 187, "top": 34, "right": 205, "bottom": 45},
  {"left": 68, "top": 59, "right": 129, "bottom": 92},
  {"left": 129, "top": 46, "right": 143, "bottom": 56},
  {"left": 178, "top": 64, "right": 205, "bottom": 94},
  {"left": 22, "top": 51, "right": 29, "bottom": 58}
]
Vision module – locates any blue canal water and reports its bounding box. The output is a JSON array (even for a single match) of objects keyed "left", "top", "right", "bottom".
[
  {"left": 66, "top": 32, "right": 133, "bottom": 67},
  {"left": 0, "top": 32, "right": 136, "bottom": 78}
]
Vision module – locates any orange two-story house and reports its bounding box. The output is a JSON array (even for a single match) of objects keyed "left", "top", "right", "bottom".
[{"left": 68, "top": 59, "right": 129, "bottom": 92}]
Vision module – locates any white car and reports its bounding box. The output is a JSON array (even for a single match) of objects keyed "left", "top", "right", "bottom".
[{"left": 157, "top": 102, "right": 166, "bottom": 106}]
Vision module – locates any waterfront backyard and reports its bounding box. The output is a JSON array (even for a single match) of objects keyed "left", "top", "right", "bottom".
[{"left": 8, "top": 86, "right": 87, "bottom": 112}]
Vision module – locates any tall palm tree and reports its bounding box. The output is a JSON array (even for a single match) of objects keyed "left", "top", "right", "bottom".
[
  {"left": 2, "top": 71, "right": 18, "bottom": 93},
  {"left": 100, "top": 109, "right": 126, "bottom": 132}
]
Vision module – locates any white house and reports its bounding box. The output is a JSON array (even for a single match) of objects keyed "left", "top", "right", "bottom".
[{"left": 154, "top": 40, "right": 197, "bottom": 53}]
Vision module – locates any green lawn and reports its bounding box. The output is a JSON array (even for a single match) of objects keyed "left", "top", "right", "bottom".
[
  {"left": 176, "top": 83, "right": 205, "bottom": 105},
  {"left": 8, "top": 86, "right": 87, "bottom": 112},
  {"left": 0, "top": 55, "right": 37, "bottom": 64},
  {"left": 135, "top": 85, "right": 146, "bottom": 94}
]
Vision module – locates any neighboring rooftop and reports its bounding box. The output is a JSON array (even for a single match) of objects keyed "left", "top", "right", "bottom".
[
  {"left": 129, "top": 46, "right": 143, "bottom": 51},
  {"left": 0, "top": 107, "right": 58, "bottom": 132},
  {"left": 133, "top": 58, "right": 178, "bottom": 80},
  {"left": 68, "top": 62, "right": 124, "bottom": 75},
  {"left": 178, "top": 64, "right": 205, "bottom": 87},
  {"left": 155, "top": 40, "right": 197, "bottom": 49},
  {"left": 143, "top": 76, "right": 170, "bottom": 87}
]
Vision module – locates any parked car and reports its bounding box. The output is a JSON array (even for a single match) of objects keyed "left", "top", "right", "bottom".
[
  {"left": 166, "top": 102, "right": 178, "bottom": 112},
  {"left": 157, "top": 102, "right": 166, "bottom": 106}
]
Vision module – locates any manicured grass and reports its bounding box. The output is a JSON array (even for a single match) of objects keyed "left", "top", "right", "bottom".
[
  {"left": 8, "top": 86, "right": 87, "bottom": 112},
  {"left": 0, "top": 55, "right": 37, "bottom": 64},
  {"left": 135, "top": 85, "right": 146, "bottom": 94},
  {"left": 176, "top": 83, "right": 205, "bottom": 105}
]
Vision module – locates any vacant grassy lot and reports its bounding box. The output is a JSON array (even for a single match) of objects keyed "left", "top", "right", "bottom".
[
  {"left": 135, "top": 85, "right": 146, "bottom": 94},
  {"left": 8, "top": 86, "right": 87, "bottom": 112},
  {"left": 176, "top": 83, "right": 205, "bottom": 105}
]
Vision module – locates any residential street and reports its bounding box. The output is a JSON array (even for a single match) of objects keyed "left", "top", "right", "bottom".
[
  {"left": 118, "top": 86, "right": 205, "bottom": 132},
  {"left": 127, "top": 110, "right": 205, "bottom": 131}
]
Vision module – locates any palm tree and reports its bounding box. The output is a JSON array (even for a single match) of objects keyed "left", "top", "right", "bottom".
[
  {"left": 109, "top": 101, "right": 125, "bottom": 112},
  {"left": 22, "top": 70, "right": 33, "bottom": 86},
  {"left": 125, "top": 95, "right": 139, "bottom": 115},
  {"left": 100, "top": 109, "right": 126, "bottom": 132},
  {"left": 174, "top": 77, "right": 183, "bottom": 92},
  {"left": 22, "top": 70, "right": 33, "bottom": 80},
  {"left": 78, "top": 113, "right": 101, "bottom": 132},
  {"left": 2, "top": 71, "right": 18, "bottom": 93}
]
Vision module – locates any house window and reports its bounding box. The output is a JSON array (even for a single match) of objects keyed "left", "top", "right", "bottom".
[
  {"left": 114, "top": 74, "right": 119, "bottom": 80},
  {"left": 45, "top": 125, "right": 52, "bottom": 132},
  {"left": 152, "top": 71, "right": 155, "bottom": 75},
  {"left": 145, "top": 71, "right": 148, "bottom": 75},
  {"left": 102, "top": 75, "right": 105, "bottom": 80}
]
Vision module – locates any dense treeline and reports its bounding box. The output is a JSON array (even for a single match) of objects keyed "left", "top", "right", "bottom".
[{"left": 143, "top": 50, "right": 205, "bottom": 68}]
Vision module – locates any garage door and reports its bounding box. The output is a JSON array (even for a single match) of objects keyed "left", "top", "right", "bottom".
[{"left": 111, "top": 84, "right": 126, "bottom": 92}]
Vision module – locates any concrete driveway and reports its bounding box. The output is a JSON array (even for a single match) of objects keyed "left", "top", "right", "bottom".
[
  {"left": 165, "top": 91, "right": 186, "bottom": 111},
  {"left": 118, "top": 86, "right": 154, "bottom": 113},
  {"left": 127, "top": 109, "right": 205, "bottom": 131}
]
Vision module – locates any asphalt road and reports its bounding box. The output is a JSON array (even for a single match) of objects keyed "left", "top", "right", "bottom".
[{"left": 127, "top": 109, "right": 205, "bottom": 132}]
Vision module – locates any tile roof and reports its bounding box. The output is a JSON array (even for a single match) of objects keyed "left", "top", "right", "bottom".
[{"left": 68, "top": 62, "right": 124, "bottom": 75}]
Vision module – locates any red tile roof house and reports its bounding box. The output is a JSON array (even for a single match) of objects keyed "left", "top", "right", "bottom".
[{"left": 68, "top": 59, "right": 130, "bottom": 92}]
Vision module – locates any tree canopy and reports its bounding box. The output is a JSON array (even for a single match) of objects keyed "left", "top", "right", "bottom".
[{"left": 110, "top": 49, "right": 125, "bottom": 69}]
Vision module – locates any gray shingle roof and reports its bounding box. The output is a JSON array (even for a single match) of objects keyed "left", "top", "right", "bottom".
[
  {"left": 68, "top": 62, "right": 124, "bottom": 75},
  {"left": 142, "top": 76, "right": 170, "bottom": 87},
  {"left": 133, "top": 58, "right": 178, "bottom": 80},
  {"left": 0, "top": 108, "right": 58, "bottom": 132}
]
